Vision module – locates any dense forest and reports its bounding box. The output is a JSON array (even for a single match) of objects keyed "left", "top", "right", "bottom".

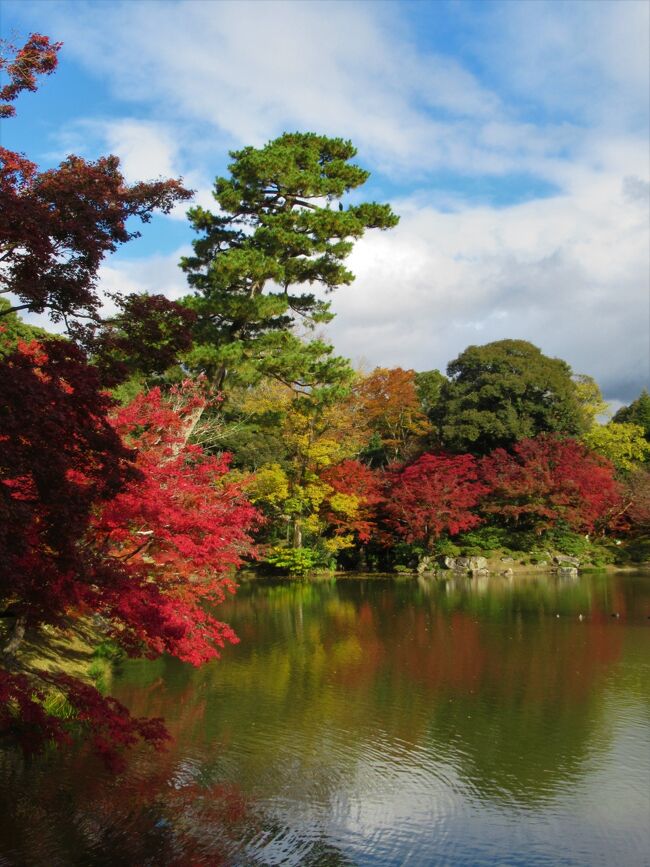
[{"left": 1, "top": 35, "right": 649, "bottom": 766}]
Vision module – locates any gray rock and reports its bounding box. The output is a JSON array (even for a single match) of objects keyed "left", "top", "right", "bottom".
[
  {"left": 501, "top": 568, "right": 514, "bottom": 577},
  {"left": 500, "top": 556, "right": 514, "bottom": 563},
  {"left": 472, "top": 567, "right": 490, "bottom": 577},
  {"left": 417, "top": 556, "right": 436, "bottom": 575},
  {"left": 554, "top": 554, "right": 580, "bottom": 567},
  {"left": 442, "top": 555, "right": 488, "bottom": 573}
]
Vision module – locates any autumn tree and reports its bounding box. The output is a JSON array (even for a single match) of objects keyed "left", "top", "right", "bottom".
[
  {"left": 180, "top": 132, "right": 398, "bottom": 390},
  {"left": 384, "top": 453, "right": 488, "bottom": 550},
  {"left": 0, "top": 34, "right": 192, "bottom": 329},
  {"left": 0, "top": 34, "right": 256, "bottom": 765},
  {"left": 433, "top": 340, "right": 587, "bottom": 455},
  {"left": 354, "top": 367, "right": 432, "bottom": 465},
  {"left": 480, "top": 435, "right": 621, "bottom": 535},
  {"left": 319, "top": 459, "right": 384, "bottom": 548},
  {"left": 583, "top": 422, "right": 650, "bottom": 473},
  {"left": 0, "top": 341, "right": 258, "bottom": 765}
]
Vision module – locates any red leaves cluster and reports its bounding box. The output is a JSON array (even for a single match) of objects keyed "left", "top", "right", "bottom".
[
  {"left": 0, "top": 669, "right": 168, "bottom": 773},
  {"left": 0, "top": 151, "right": 192, "bottom": 319},
  {"left": 72, "top": 292, "right": 196, "bottom": 385},
  {"left": 0, "top": 33, "right": 61, "bottom": 118},
  {"left": 94, "top": 383, "right": 259, "bottom": 665},
  {"left": 384, "top": 453, "right": 488, "bottom": 547},
  {"left": 0, "top": 338, "right": 137, "bottom": 627},
  {"left": 1, "top": 342, "right": 258, "bottom": 764},
  {"left": 480, "top": 434, "right": 622, "bottom": 534},
  {"left": 320, "top": 459, "right": 384, "bottom": 542}
]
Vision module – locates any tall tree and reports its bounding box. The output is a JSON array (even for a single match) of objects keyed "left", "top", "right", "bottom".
[
  {"left": 433, "top": 340, "right": 587, "bottom": 454},
  {"left": 180, "top": 132, "right": 398, "bottom": 390}
]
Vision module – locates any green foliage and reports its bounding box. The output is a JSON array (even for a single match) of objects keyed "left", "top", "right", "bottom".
[
  {"left": 456, "top": 526, "right": 509, "bottom": 554},
  {"left": 41, "top": 691, "right": 77, "bottom": 721},
  {"left": 265, "top": 545, "right": 330, "bottom": 576},
  {"left": 414, "top": 369, "right": 446, "bottom": 417},
  {"left": 545, "top": 527, "right": 614, "bottom": 566},
  {"left": 613, "top": 390, "right": 650, "bottom": 441},
  {"left": 180, "top": 132, "right": 398, "bottom": 390},
  {"left": 615, "top": 535, "right": 650, "bottom": 564},
  {"left": 433, "top": 538, "right": 462, "bottom": 558},
  {"left": 433, "top": 340, "right": 587, "bottom": 454},
  {"left": 0, "top": 298, "right": 54, "bottom": 356}
]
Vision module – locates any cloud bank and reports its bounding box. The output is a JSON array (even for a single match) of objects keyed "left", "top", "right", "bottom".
[{"left": 8, "top": 0, "right": 650, "bottom": 402}]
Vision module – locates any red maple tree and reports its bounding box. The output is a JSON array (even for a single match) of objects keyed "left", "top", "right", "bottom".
[
  {"left": 319, "top": 459, "right": 384, "bottom": 542},
  {"left": 383, "top": 453, "right": 488, "bottom": 548},
  {"left": 480, "top": 434, "right": 622, "bottom": 534},
  {"left": 0, "top": 34, "right": 192, "bottom": 323},
  {"left": 0, "top": 344, "right": 258, "bottom": 767}
]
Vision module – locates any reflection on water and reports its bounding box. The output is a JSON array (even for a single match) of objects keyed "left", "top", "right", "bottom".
[{"left": 1, "top": 572, "right": 649, "bottom": 866}]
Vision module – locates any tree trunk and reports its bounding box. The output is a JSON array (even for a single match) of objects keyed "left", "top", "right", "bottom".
[
  {"left": 292, "top": 519, "right": 303, "bottom": 549},
  {"left": 2, "top": 615, "right": 26, "bottom": 658}
]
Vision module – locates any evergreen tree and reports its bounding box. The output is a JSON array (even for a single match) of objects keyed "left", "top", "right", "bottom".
[
  {"left": 180, "top": 132, "right": 398, "bottom": 390},
  {"left": 433, "top": 339, "right": 587, "bottom": 454}
]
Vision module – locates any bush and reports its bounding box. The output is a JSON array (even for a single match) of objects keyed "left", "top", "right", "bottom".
[
  {"left": 456, "top": 526, "right": 508, "bottom": 554},
  {"left": 265, "top": 546, "right": 328, "bottom": 576},
  {"left": 433, "top": 538, "right": 461, "bottom": 558}
]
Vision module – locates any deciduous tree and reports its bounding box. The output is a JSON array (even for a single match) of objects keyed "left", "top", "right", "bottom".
[
  {"left": 0, "top": 35, "right": 192, "bottom": 323},
  {"left": 354, "top": 367, "right": 432, "bottom": 464},
  {"left": 480, "top": 434, "right": 621, "bottom": 534},
  {"left": 384, "top": 453, "right": 488, "bottom": 549},
  {"left": 1, "top": 343, "right": 258, "bottom": 765}
]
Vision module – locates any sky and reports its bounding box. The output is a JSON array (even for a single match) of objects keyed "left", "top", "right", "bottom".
[{"left": 2, "top": 0, "right": 649, "bottom": 407}]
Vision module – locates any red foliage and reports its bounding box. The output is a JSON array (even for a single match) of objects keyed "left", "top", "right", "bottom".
[
  {"left": 319, "top": 459, "right": 384, "bottom": 542},
  {"left": 0, "top": 33, "right": 61, "bottom": 118},
  {"left": 1, "top": 342, "right": 258, "bottom": 765},
  {"left": 480, "top": 434, "right": 622, "bottom": 533},
  {"left": 94, "top": 383, "right": 260, "bottom": 665},
  {"left": 384, "top": 453, "right": 488, "bottom": 547},
  {"left": 0, "top": 669, "right": 168, "bottom": 773},
  {"left": 0, "top": 149, "right": 192, "bottom": 319},
  {"left": 0, "top": 338, "right": 137, "bottom": 628},
  {"left": 0, "top": 34, "right": 192, "bottom": 321},
  {"left": 72, "top": 292, "right": 197, "bottom": 385}
]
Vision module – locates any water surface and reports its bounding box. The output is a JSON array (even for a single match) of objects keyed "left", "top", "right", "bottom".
[{"left": 1, "top": 571, "right": 649, "bottom": 866}]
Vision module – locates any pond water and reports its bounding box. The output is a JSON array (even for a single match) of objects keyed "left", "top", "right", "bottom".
[{"left": 1, "top": 571, "right": 649, "bottom": 866}]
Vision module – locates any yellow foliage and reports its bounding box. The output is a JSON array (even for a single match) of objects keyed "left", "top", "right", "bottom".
[
  {"left": 246, "top": 463, "right": 290, "bottom": 507},
  {"left": 328, "top": 492, "right": 360, "bottom": 519}
]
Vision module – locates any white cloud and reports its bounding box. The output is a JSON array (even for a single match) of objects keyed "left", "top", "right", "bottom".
[
  {"left": 7, "top": 0, "right": 649, "bottom": 403},
  {"left": 323, "top": 169, "right": 649, "bottom": 402},
  {"left": 97, "top": 247, "right": 190, "bottom": 303},
  {"left": 27, "top": 0, "right": 606, "bottom": 179}
]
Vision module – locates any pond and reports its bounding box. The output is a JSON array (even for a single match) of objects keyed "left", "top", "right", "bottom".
[{"left": 1, "top": 571, "right": 649, "bottom": 866}]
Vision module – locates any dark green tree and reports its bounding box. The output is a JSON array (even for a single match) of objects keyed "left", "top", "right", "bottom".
[
  {"left": 433, "top": 339, "right": 587, "bottom": 454},
  {"left": 180, "top": 132, "right": 398, "bottom": 390},
  {"left": 613, "top": 389, "right": 650, "bottom": 441}
]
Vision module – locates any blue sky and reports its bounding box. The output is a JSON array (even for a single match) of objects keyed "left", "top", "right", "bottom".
[{"left": 3, "top": 0, "right": 649, "bottom": 405}]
